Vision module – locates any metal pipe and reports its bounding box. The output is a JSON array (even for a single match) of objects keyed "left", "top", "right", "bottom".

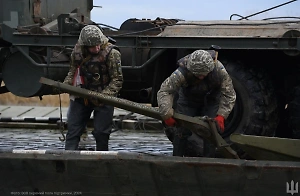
[
  {"left": 16, "top": 46, "right": 68, "bottom": 68},
  {"left": 16, "top": 46, "right": 165, "bottom": 69},
  {"left": 238, "top": 0, "right": 298, "bottom": 20},
  {"left": 122, "top": 49, "right": 166, "bottom": 69}
]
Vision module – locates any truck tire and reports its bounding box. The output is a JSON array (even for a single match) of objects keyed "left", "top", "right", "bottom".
[
  {"left": 287, "top": 86, "right": 300, "bottom": 139},
  {"left": 165, "top": 60, "right": 279, "bottom": 158},
  {"left": 223, "top": 60, "right": 279, "bottom": 136},
  {"left": 222, "top": 60, "right": 279, "bottom": 157}
]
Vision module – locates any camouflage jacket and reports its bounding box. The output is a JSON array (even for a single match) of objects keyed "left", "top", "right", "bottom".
[
  {"left": 157, "top": 57, "right": 236, "bottom": 120},
  {"left": 63, "top": 43, "right": 123, "bottom": 98}
]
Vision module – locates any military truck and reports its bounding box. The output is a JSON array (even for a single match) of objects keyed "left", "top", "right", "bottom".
[
  {"left": 1, "top": 0, "right": 300, "bottom": 141},
  {"left": 0, "top": 0, "right": 300, "bottom": 144},
  {"left": 0, "top": 1, "right": 300, "bottom": 195}
]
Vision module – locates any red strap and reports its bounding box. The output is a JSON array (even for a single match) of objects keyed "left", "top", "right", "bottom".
[{"left": 73, "top": 67, "right": 85, "bottom": 86}]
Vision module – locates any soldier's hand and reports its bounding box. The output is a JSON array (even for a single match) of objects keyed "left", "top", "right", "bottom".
[
  {"left": 214, "top": 115, "right": 225, "bottom": 133},
  {"left": 164, "top": 117, "right": 176, "bottom": 127}
]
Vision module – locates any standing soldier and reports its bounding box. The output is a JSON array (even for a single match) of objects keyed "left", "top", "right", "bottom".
[
  {"left": 157, "top": 50, "right": 236, "bottom": 157},
  {"left": 63, "top": 25, "right": 123, "bottom": 151}
]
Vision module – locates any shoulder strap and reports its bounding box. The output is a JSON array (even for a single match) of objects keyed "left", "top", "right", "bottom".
[
  {"left": 79, "top": 55, "right": 92, "bottom": 67},
  {"left": 178, "top": 66, "right": 198, "bottom": 85},
  {"left": 104, "top": 44, "right": 120, "bottom": 65}
]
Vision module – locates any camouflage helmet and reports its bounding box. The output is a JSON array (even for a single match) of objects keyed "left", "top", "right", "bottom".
[
  {"left": 186, "top": 50, "right": 214, "bottom": 76},
  {"left": 78, "top": 25, "right": 108, "bottom": 46}
]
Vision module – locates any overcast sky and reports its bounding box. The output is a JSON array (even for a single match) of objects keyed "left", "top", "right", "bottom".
[{"left": 91, "top": 0, "right": 300, "bottom": 29}]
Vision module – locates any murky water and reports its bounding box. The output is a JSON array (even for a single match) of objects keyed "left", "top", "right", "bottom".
[{"left": 0, "top": 128, "right": 173, "bottom": 156}]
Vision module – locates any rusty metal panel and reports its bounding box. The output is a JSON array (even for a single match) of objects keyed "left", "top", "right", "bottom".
[
  {"left": 160, "top": 20, "right": 300, "bottom": 38},
  {"left": 0, "top": 0, "right": 93, "bottom": 27},
  {"left": 33, "top": 0, "right": 41, "bottom": 23},
  {"left": 40, "top": 0, "right": 92, "bottom": 23},
  {"left": 0, "top": 150, "right": 299, "bottom": 196}
]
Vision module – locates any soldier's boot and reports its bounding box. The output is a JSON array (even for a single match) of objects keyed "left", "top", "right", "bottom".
[
  {"left": 172, "top": 136, "right": 187, "bottom": 157},
  {"left": 203, "top": 139, "right": 216, "bottom": 158},
  {"left": 95, "top": 133, "right": 110, "bottom": 151},
  {"left": 65, "top": 139, "right": 79, "bottom": 150}
]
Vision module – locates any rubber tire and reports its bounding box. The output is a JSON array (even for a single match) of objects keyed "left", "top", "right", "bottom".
[
  {"left": 223, "top": 60, "right": 279, "bottom": 158},
  {"left": 222, "top": 60, "right": 279, "bottom": 136},
  {"left": 287, "top": 86, "right": 300, "bottom": 139}
]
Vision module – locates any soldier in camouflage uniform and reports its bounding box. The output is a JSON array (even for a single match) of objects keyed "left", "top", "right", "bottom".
[
  {"left": 63, "top": 25, "right": 123, "bottom": 151},
  {"left": 157, "top": 50, "right": 236, "bottom": 156}
]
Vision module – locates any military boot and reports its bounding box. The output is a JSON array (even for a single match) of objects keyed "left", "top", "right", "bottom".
[
  {"left": 172, "top": 127, "right": 192, "bottom": 157},
  {"left": 172, "top": 136, "right": 187, "bottom": 157},
  {"left": 65, "top": 139, "right": 79, "bottom": 150},
  {"left": 95, "top": 133, "right": 110, "bottom": 151}
]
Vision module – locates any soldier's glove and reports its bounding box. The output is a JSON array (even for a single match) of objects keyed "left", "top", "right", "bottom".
[
  {"left": 214, "top": 115, "right": 225, "bottom": 133},
  {"left": 164, "top": 117, "right": 176, "bottom": 127}
]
